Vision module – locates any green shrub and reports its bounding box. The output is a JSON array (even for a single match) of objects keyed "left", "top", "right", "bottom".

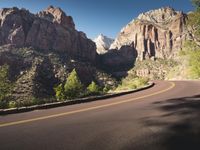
[
  {"left": 54, "top": 69, "right": 84, "bottom": 100},
  {"left": 54, "top": 83, "right": 65, "bottom": 101},
  {"left": 183, "top": 41, "right": 199, "bottom": 52},
  {"left": 64, "top": 69, "right": 84, "bottom": 99},
  {"left": 134, "top": 77, "right": 149, "bottom": 87},
  {"left": 0, "top": 65, "right": 12, "bottom": 109},
  {"left": 87, "top": 81, "right": 101, "bottom": 95},
  {"left": 188, "top": 48, "right": 200, "bottom": 78},
  {"left": 0, "top": 100, "right": 8, "bottom": 109},
  {"left": 174, "top": 41, "right": 200, "bottom": 79},
  {"left": 116, "top": 77, "right": 149, "bottom": 91},
  {"left": 8, "top": 101, "right": 17, "bottom": 108},
  {"left": 103, "top": 85, "right": 112, "bottom": 93}
]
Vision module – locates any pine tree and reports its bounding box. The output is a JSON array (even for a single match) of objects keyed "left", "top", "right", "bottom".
[
  {"left": 54, "top": 83, "right": 65, "bottom": 101},
  {"left": 0, "top": 65, "right": 12, "bottom": 108},
  {"left": 87, "top": 81, "right": 100, "bottom": 95},
  {"left": 64, "top": 69, "right": 83, "bottom": 99}
]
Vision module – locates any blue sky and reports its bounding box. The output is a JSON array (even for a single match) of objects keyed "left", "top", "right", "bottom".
[{"left": 0, "top": 0, "right": 194, "bottom": 39}]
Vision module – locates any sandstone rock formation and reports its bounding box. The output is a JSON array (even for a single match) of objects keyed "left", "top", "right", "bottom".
[
  {"left": 0, "top": 6, "right": 96, "bottom": 62},
  {"left": 110, "top": 7, "right": 188, "bottom": 60},
  {"left": 98, "top": 45, "right": 137, "bottom": 74},
  {"left": 38, "top": 5, "right": 75, "bottom": 30},
  {"left": 0, "top": 6, "right": 117, "bottom": 104},
  {"left": 94, "top": 34, "right": 114, "bottom": 54}
]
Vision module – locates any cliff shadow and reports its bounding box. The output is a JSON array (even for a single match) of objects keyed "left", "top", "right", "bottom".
[
  {"left": 97, "top": 45, "right": 137, "bottom": 79},
  {"left": 141, "top": 94, "right": 200, "bottom": 150}
]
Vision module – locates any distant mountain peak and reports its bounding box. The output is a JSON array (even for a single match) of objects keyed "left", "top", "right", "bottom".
[
  {"left": 96, "top": 34, "right": 110, "bottom": 40},
  {"left": 94, "top": 34, "right": 114, "bottom": 54},
  {"left": 137, "top": 6, "right": 180, "bottom": 24},
  {"left": 38, "top": 5, "right": 75, "bottom": 29}
]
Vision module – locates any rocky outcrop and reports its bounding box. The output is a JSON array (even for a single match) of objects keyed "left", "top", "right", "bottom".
[
  {"left": 12, "top": 57, "right": 58, "bottom": 104},
  {"left": 0, "top": 6, "right": 96, "bottom": 62},
  {"left": 38, "top": 5, "right": 75, "bottom": 30},
  {"left": 0, "top": 6, "right": 118, "bottom": 103},
  {"left": 94, "top": 34, "right": 114, "bottom": 54},
  {"left": 110, "top": 7, "right": 188, "bottom": 60},
  {"left": 98, "top": 45, "right": 137, "bottom": 74},
  {"left": 0, "top": 46, "right": 117, "bottom": 104}
]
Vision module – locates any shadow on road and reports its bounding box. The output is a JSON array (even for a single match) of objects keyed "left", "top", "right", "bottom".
[{"left": 142, "top": 94, "right": 200, "bottom": 150}]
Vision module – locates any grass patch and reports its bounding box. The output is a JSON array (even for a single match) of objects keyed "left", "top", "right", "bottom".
[{"left": 115, "top": 77, "right": 149, "bottom": 92}]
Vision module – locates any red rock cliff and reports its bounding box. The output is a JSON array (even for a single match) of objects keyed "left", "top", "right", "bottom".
[
  {"left": 110, "top": 7, "right": 188, "bottom": 60},
  {"left": 0, "top": 6, "right": 96, "bottom": 62}
]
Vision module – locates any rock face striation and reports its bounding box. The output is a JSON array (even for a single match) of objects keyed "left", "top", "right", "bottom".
[
  {"left": 0, "top": 6, "right": 117, "bottom": 104},
  {"left": 110, "top": 7, "right": 188, "bottom": 61},
  {"left": 94, "top": 34, "right": 114, "bottom": 54},
  {"left": 0, "top": 6, "right": 96, "bottom": 62}
]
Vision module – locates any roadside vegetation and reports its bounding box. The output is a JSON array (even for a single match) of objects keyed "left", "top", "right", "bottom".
[
  {"left": 186, "top": 0, "right": 200, "bottom": 45},
  {"left": 167, "top": 0, "right": 200, "bottom": 79},
  {"left": 54, "top": 68, "right": 150, "bottom": 101},
  {"left": 87, "top": 81, "right": 101, "bottom": 95},
  {"left": 4, "top": 1, "right": 200, "bottom": 109},
  {"left": 171, "top": 41, "right": 200, "bottom": 79},
  {"left": 54, "top": 69, "right": 102, "bottom": 101},
  {"left": 115, "top": 76, "right": 149, "bottom": 92},
  {"left": 0, "top": 65, "right": 12, "bottom": 109},
  {"left": 115, "top": 70, "right": 149, "bottom": 92},
  {"left": 0, "top": 67, "right": 118, "bottom": 109},
  {"left": 134, "top": 59, "right": 178, "bottom": 80}
]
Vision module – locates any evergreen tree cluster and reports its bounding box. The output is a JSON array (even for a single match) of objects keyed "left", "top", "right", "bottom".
[
  {"left": 54, "top": 69, "right": 101, "bottom": 101},
  {"left": 0, "top": 65, "right": 12, "bottom": 108}
]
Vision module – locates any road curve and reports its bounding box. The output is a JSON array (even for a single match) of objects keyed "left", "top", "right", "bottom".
[{"left": 0, "top": 81, "right": 200, "bottom": 150}]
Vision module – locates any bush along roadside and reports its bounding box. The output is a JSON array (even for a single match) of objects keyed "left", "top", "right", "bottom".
[
  {"left": 0, "top": 82, "right": 154, "bottom": 115},
  {"left": 0, "top": 68, "right": 152, "bottom": 113},
  {"left": 54, "top": 69, "right": 103, "bottom": 101},
  {"left": 0, "top": 65, "right": 12, "bottom": 109},
  {"left": 0, "top": 68, "right": 105, "bottom": 109},
  {"left": 115, "top": 77, "right": 149, "bottom": 92},
  {"left": 167, "top": 41, "right": 200, "bottom": 79}
]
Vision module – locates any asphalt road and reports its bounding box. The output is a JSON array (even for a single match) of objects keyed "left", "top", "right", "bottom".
[{"left": 1, "top": 81, "right": 200, "bottom": 150}]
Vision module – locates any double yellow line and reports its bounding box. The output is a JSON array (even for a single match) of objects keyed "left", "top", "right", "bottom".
[{"left": 0, "top": 82, "right": 175, "bottom": 128}]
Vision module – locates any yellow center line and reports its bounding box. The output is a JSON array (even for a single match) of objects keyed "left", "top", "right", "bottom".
[{"left": 0, "top": 82, "right": 175, "bottom": 128}]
